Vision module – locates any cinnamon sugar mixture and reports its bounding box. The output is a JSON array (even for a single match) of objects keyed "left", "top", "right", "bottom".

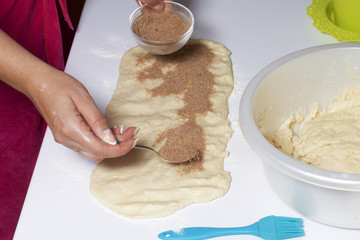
[
  {"left": 136, "top": 43, "right": 215, "bottom": 172},
  {"left": 132, "top": 13, "right": 187, "bottom": 41}
]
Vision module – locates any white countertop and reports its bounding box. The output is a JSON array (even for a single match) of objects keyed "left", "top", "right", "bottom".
[{"left": 14, "top": 0, "right": 360, "bottom": 239}]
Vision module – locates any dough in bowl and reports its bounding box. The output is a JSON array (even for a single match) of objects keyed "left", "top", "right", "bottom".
[{"left": 267, "top": 83, "right": 360, "bottom": 174}]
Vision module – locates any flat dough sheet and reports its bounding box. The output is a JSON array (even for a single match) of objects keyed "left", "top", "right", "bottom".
[{"left": 90, "top": 39, "right": 234, "bottom": 219}]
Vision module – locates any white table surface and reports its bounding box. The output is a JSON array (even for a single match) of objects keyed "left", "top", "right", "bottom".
[{"left": 14, "top": 0, "right": 360, "bottom": 239}]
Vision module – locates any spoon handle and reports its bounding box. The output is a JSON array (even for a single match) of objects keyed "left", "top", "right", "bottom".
[{"left": 133, "top": 144, "right": 157, "bottom": 153}]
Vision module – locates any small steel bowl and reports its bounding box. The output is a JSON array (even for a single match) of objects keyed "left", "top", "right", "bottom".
[
  {"left": 129, "top": 1, "right": 194, "bottom": 55},
  {"left": 239, "top": 43, "right": 360, "bottom": 229}
]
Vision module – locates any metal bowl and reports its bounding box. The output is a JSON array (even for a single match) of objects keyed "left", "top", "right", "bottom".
[
  {"left": 129, "top": 1, "right": 194, "bottom": 55},
  {"left": 239, "top": 43, "right": 360, "bottom": 228}
]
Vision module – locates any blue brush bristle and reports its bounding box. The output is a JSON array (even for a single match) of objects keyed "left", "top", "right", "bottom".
[
  {"left": 276, "top": 216, "right": 304, "bottom": 239},
  {"left": 259, "top": 216, "right": 305, "bottom": 240}
]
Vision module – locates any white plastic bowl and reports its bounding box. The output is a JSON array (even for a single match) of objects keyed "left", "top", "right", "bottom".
[{"left": 239, "top": 43, "right": 360, "bottom": 228}]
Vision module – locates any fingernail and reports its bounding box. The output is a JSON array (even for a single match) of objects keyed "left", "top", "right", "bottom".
[
  {"left": 133, "top": 138, "right": 139, "bottom": 148},
  {"left": 133, "top": 127, "right": 140, "bottom": 137},
  {"left": 120, "top": 124, "right": 124, "bottom": 135},
  {"left": 103, "top": 128, "right": 117, "bottom": 145},
  {"left": 153, "top": 3, "right": 164, "bottom": 12}
]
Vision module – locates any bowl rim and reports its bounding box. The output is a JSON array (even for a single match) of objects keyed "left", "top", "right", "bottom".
[
  {"left": 239, "top": 42, "right": 360, "bottom": 191},
  {"left": 129, "top": 1, "right": 194, "bottom": 45}
]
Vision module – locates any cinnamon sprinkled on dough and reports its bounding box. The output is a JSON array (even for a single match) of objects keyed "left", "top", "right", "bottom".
[
  {"left": 156, "top": 121, "right": 204, "bottom": 163},
  {"left": 133, "top": 13, "right": 186, "bottom": 41},
  {"left": 136, "top": 43, "right": 215, "bottom": 171}
]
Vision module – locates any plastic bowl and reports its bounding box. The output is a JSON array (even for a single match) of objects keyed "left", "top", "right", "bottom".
[
  {"left": 239, "top": 43, "right": 360, "bottom": 228},
  {"left": 129, "top": 1, "right": 194, "bottom": 55},
  {"left": 333, "top": 0, "right": 360, "bottom": 34}
]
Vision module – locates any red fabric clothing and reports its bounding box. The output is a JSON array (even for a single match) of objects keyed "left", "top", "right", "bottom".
[{"left": 0, "top": 1, "right": 73, "bottom": 239}]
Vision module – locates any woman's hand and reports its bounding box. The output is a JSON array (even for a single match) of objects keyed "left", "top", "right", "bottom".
[{"left": 28, "top": 68, "right": 138, "bottom": 162}]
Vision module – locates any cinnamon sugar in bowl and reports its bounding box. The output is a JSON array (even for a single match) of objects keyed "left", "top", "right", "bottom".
[{"left": 129, "top": 1, "right": 194, "bottom": 55}]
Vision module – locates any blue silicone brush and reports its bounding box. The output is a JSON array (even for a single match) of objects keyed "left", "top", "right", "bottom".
[{"left": 158, "top": 215, "right": 304, "bottom": 240}]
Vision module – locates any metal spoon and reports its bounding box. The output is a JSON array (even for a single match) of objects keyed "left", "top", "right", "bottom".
[
  {"left": 134, "top": 144, "right": 184, "bottom": 163},
  {"left": 117, "top": 141, "right": 191, "bottom": 163}
]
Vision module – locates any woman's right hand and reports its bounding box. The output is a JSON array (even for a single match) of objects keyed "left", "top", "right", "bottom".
[{"left": 27, "top": 68, "right": 139, "bottom": 162}]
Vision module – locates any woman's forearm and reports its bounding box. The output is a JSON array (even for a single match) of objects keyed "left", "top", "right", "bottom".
[{"left": 0, "top": 29, "right": 55, "bottom": 98}]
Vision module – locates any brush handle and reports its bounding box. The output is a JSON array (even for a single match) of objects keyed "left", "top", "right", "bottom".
[{"left": 157, "top": 223, "right": 259, "bottom": 240}]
